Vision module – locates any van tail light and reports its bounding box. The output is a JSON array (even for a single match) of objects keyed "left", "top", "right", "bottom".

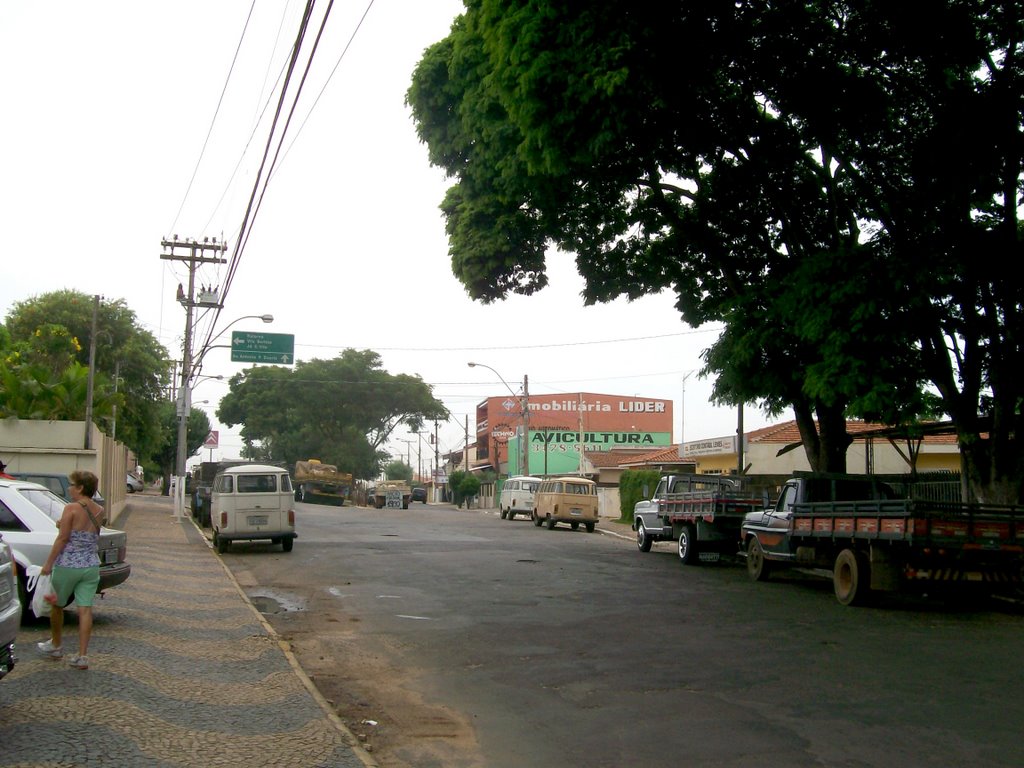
[
  {"left": 220, "top": 512, "right": 227, "bottom": 528},
  {"left": 288, "top": 509, "right": 295, "bottom": 526}
]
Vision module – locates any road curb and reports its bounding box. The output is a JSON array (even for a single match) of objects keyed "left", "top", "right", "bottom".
[{"left": 185, "top": 512, "right": 381, "bottom": 768}]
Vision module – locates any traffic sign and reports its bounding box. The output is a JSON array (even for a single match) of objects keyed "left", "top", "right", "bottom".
[
  {"left": 231, "top": 331, "right": 295, "bottom": 364},
  {"left": 203, "top": 430, "right": 219, "bottom": 448}
]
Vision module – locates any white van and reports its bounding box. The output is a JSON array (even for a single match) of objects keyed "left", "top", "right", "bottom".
[
  {"left": 211, "top": 464, "right": 296, "bottom": 553},
  {"left": 499, "top": 475, "right": 542, "bottom": 521}
]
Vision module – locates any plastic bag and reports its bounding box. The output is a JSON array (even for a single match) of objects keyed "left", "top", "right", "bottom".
[{"left": 25, "top": 565, "right": 56, "bottom": 618}]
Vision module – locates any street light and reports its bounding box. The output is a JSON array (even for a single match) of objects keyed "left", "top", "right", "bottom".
[
  {"left": 467, "top": 362, "right": 530, "bottom": 476},
  {"left": 173, "top": 314, "right": 273, "bottom": 519}
]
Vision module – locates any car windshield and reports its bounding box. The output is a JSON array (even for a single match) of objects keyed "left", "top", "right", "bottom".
[{"left": 18, "top": 487, "right": 69, "bottom": 524}]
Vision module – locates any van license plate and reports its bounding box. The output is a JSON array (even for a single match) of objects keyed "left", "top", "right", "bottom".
[
  {"left": 248, "top": 515, "right": 269, "bottom": 526},
  {"left": 570, "top": 508, "right": 582, "bottom": 516}
]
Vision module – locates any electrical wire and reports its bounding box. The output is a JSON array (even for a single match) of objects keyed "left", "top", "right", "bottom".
[
  {"left": 167, "top": 0, "right": 258, "bottom": 236},
  {"left": 195, "top": 0, "right": 322, "bottom": 357}
]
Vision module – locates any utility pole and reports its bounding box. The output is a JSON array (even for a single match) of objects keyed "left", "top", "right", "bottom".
[
  {"left": 464, "top": 415, "right": 469, "bottom": 473},
  {"left": 83, "top": 295, "right": 100, "bottom": 449},
  {"left": 522, "top": 374, "right": 530, "bottom": 476},
  {"left": 160, "top": 237, "right": 227, "bottom": 518}
]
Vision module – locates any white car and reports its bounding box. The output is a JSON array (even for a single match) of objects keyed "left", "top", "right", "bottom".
[
  {"left": 126, "top": 474, "right": 144, "bottom": 493},
  {"left": 0, "top": 479, "right": 131, "bottom": 618},
  {"left": 0, "top": 535, "right": 20, "bottom": 679}
]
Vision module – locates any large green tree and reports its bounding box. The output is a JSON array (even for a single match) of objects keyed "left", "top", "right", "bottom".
[
  {"left": 217, "top": 349, "right": 449, "bottom": 479},
  {"left": 409, "top": 1, "right": 1023, "bottom": 501},
  {"left": 4, "top": 290, "right": 170, "bottom": 460}
]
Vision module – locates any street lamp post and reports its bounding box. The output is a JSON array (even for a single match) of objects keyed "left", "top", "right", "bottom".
[
  {"left": 467, "top": 362, "right": 529, "bottom": 476},
  {"left": 173, "top": 314, "right": 273, "bottom": 519}
]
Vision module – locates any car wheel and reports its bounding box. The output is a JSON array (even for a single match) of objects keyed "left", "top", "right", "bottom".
[
  {"left": 533, "top": 512, "right": 543, "bottom": 527},
  {"left": 215, "top": 533, "right": 229, "bottom": 554},
  {"left": 500, "top": 507, "right": 508, "bottom": 520},
  {"left": 570, "top": 521, "right": 580, "bottom": 531},
  {"left": 678, "top": 524, "right": 699, "bottom": 565},
  {"left": 585, "top": 521, "right": 595, "bottom": 533},
  {"left": 746, "top": 537, "right": 771, "bottom": 582},
  {"left": 834, "top": 548, "right": 871, "bottom": 606},
  {"left": 636, "top": 521, "right": 653, "bottom": 552},
  {"left": 282, "top": 537, "right": 294, "bottom": 553},
  {"left": 546, "top": 516, "right": 556, "bottom": 530}
]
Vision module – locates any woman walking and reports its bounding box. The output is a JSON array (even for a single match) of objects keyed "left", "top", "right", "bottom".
[{"left": 36, "top": 470, "right": 105, "bottom": 670}]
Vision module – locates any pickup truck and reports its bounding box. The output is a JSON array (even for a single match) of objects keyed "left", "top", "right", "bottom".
[
  {"left": 741, "top": 472, "right": 1024, "bottom": 606},
  {"left": 634, "top": 474, "right": 764, "bottom": 563}
]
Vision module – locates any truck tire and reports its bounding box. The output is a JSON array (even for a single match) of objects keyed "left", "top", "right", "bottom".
[
  {"left": 834, "top": 548, "right": 871, "bottom": 606},
  {"left": 282, "top": 537, "right": 294, "bottom": 552},
  {"left": 636, "top": 520, "right": 653, "bottom": 552},
  {"left": 500, "top": 507, "right": 508, "bottom": 520},
  {"left": 533, "top": 512, "right": 543, "bottom": 527},
  {"left": 585, "top": 521, "right": 595, "bottom": 533},
  {"left": 677, "top": 524, "right": 699, "bottom": 565},
  {"left": 746, "top": 537, "right": 771, "bottom": 581},
  {"left": 546, "top": 516, "right": 556, "bottom": 530}
]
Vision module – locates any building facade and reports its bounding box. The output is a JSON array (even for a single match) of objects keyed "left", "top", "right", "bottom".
[{"left": 474, "top": 392, "right": 673, "bottom": 477}]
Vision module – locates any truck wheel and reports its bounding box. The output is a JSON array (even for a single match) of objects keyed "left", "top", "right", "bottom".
[
  {"left": 546, "top": 516, "right": 556, "bottom": 530},
  {"left": 585, "top": 522, "right": 595, "bottom": 533},
  {"left": 636, "top": 520, "right": 653, "bottom": 552},
  {"left": 282, "top": 537, "right": 294, "bottom": 553},
  {"left": 215, "top": 533, "right": 229, "bottom": 554},
  {"left": 834, "top": 548, "right": 871, "bottom": 606},
  {"left": 677, "top": 524, "right": 699, "bottom": 565},
  {"left": 570, "top": 521, "right": 580, "bottom": 531},
  {"left": 747, "top": 537, "right": 771, "bottom": 581},
  {"left": 500, "top": 508, "right": 508, "bottom": 520}
]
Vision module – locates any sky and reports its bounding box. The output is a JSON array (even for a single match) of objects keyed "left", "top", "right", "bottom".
[{"left": 1, "top": 1, "right": 780, "bottom": 469}]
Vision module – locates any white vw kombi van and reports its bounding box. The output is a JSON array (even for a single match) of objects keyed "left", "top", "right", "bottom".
[
  {"left": 499, "top": 475, "right": 542, "bottom": 521},
  {"left": 211, "top": 464, "right": 296, "bottom": 553}
]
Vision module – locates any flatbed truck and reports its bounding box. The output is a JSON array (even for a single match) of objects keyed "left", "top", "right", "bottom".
[{"left": 741, "top": 472, "right": 1024, "bottom": 605}]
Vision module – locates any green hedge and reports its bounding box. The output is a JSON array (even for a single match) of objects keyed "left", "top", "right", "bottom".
[{"left": 618, "top": 469, "right": 662, "bottom": 524}]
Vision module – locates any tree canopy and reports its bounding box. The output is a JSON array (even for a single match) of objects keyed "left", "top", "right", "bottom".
[
  {"left": 2, "top": 290, "right": 170, "bottom": 461},
  {"left": 408, "top": 1, "right": 1023, "bottom": 501},
  {"left": 217, "top": 349, "right": 449, "bottom": 479}
]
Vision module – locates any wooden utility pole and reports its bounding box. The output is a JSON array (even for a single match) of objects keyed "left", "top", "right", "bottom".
[{"left": 160, "top": 237, "right": 227, "bottom": 516}]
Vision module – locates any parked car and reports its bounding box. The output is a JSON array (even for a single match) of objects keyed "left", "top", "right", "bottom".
[
  {"left": 533, "top": 477, "right": 599, "bottom": 532},
  {"left": 499, "top": 475, "right": 541, "bottom": 520},
  {"left": 411, "top": 486, "right": 428, "bottom": 503},
  {"left": 210, "top": 464, "right": 296, "bottom": 553},
  {"left": 126, "top": 473, "right": 144, "bottom": 493},
  {"left": 8, "top": 472, "right": 106, "bottom": 507},
  {"left": 0, "top": 479, "right": 130, "bottom": 619},
  {"left": 0, "top": 535, "right": 20, "bottom": 680}
]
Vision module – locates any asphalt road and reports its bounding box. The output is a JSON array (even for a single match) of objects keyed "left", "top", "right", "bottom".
[{"left": 218, "top": 501, "right": 1024, "bottom": 768}]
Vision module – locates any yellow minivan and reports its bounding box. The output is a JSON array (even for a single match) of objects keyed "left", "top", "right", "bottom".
[{"left": 533, "top": 477, "right": 599, "bottom": 532}]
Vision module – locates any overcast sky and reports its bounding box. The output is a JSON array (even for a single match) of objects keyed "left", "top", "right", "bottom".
[{"left": 1, "top": 1, "right": 781, "bottom": 467}]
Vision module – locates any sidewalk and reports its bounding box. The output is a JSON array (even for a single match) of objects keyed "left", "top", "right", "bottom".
[{"left": 0, "top": 495, "right": 374, "bottom": 768}]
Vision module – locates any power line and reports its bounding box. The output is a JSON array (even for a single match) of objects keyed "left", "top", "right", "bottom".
[
  {"left": 292, "top": 328, "right": 721, "bottom": 353},
  {"left": 168, "top": 0, "right": 259, "bottom": 235}
]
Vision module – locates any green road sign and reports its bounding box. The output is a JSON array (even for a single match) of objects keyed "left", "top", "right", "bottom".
[{"left": 230, "top": 331, "right": 295, "bottom": 364}]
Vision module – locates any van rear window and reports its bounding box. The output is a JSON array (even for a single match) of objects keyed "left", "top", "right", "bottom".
[{"left": 237, "top": 474, "right": 278, "bottom": 493}]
